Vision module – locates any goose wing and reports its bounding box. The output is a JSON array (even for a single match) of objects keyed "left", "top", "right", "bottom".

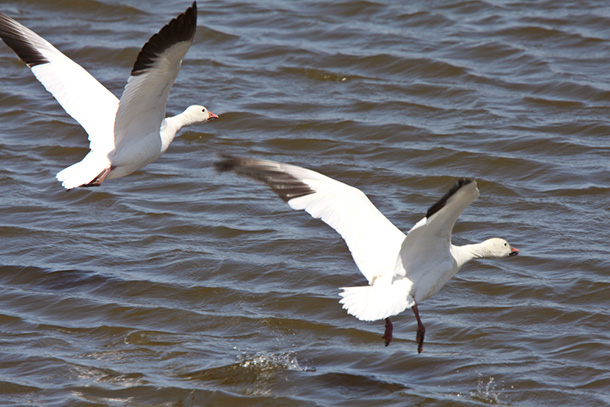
[
  {"left": 215, "top": 155, "right": 407, "bottom": 284},
  {"left": 407, "top": 179, "right": 479, "bottom": 240},
  {"left": 399, "top": 179, "right": 479, "bottom": 283},
  {"left": 112, "top": 2, "right": 197, "bottom": 150},
  {"left": 0, "top": 12, "right": 119, "bottom": 153}
]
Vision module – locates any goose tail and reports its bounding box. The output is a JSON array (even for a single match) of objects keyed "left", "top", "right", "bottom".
[
  {"left": 56, "top": 153, "right": 111, "bottom": 190},
  {"left": 339, "top": 279, "right": 414, "bottom": 321}
]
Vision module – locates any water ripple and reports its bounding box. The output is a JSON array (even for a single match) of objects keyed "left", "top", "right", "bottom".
[{"left": 0, "top": 0, "right": 609, "bottom": 406}]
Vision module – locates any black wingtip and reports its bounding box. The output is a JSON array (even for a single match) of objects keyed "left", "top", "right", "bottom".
[
  {"left": 130, "top": 2, "right": 197, "bottom": 76},
  {"left": 214, "top": 153, "right": 240, "bottom": 173},
  {"left": 214, "top": 154, "right": 316, "bottom": 203},
  {"left": 0, "top": 13, "right": 50, "bottom": 67},
  {"left": 425, "top": 178, "right": 474, "bottom": 220}
]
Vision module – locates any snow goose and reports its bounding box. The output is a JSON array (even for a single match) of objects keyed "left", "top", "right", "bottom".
[
  {"left": 215, "top": 155, "right": 519, "bottom": 353},
  {"left": 0, "top": 2, "right": 218, "bottom": 189}
]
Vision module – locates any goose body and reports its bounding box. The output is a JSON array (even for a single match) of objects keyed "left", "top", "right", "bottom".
[
  {"left": 0, "top": 2, "right": 217, "bottom": 189},
  {"left": 215, "top": 155, "right": 519, "bottom": 353}
]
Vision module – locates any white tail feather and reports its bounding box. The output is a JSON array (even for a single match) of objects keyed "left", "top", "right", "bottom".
[
  {"left": 56, "top": 153, "right": 110, "bottom": 190},
  {"left": 339, "top": 279, "right": 414, "bottom": 321}
]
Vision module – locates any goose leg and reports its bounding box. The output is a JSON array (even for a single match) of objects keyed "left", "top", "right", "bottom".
[
  {"left": 412, "top": 304, "right": 426, "bottom": 354},
  {"left": 83, "top": 166, "right": 113, "bottom": 187},
  {"left": 382, "top": 317, "right": 393, "bottom": 346}
]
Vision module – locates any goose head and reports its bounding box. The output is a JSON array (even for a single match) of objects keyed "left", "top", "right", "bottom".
[
  {"left": 480, "top": 238, "right": 519, "bottom": 258},
  {"left": 183, "top": 105, "right": 219, "bottom": 123}
]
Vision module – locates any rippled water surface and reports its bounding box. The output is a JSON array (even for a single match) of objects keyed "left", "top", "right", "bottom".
[{"left": 1, "top": 0, "right": 609, "bottom": 406}]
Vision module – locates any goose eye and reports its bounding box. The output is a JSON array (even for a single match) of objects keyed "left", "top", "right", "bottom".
[
  {"left": 503, "top": 242, "right": 507, "bottom": 246},
  {"left": 202, "top": 108, "right": 207, "bottom": 113}
]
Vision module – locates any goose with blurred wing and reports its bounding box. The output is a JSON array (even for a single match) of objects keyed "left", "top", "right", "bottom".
[{"left": 215, "top": 154, "right": 519, "bottom": 353}]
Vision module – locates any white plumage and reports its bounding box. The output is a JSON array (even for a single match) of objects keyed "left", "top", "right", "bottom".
[
  {"left": 0, "top": 2, "right": 217, "bottom": 189},
  {"left": 216, "top": 155, "right": 519, "bottom": 353}
]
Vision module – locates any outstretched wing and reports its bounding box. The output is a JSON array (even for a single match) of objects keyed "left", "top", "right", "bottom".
[
  {"left": 400, "top": 179, "right": 479, "bottom": 281},
  {"left": 408, "top": 179, "right": 479, "bottom": 239},
  {"left": 0, "top": 12, "right": 119, "bottom": 153},
  {"left": 113, "top": 2, "right": 197, "bottom": 150},
  {"left": 215, "top": 155, "right": 407, "bottom": 284}
]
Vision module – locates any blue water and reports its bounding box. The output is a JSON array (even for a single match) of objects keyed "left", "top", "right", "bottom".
[{"left": 0, "top": 0, "right": 609, "bottom": 406}]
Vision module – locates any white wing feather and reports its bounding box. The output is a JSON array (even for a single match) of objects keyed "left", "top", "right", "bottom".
[
  {"left": 396, "top": 180, "right": 479, "bottom": 302},
  {"left": 401, "top": 180, "right": 479, "bottom": 272},
  {"left": 0, "top": 13, "right": 118, "bottom": 153},
  {"left": 286, "top": 168, "right": 407, "bottom": 284},
  {"left": 113, "top": 42, "right": 190, "bottom": 150},
  {"left": 113, "top": 3, "right": 197, "bottom": 151},
  {"left": 220, "top": 158, "right": 407, "bottom": 284}
]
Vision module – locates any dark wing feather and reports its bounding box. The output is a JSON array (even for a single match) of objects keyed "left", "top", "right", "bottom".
[
  {"left": 215, "top": 154, "right": 315, "bottom": 202},
  {"left": 425, "top": 178, "right": 474, "bottom": 219},
  {"left": 130, "top": 1, "right": 197, "bottom": 76},
  {"left": 0, "top": 13, "right": 49, "bottom": 67}
]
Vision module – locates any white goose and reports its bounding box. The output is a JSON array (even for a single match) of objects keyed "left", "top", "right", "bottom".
[
  {"left": 215, "top": 155, "right": 519, "bottom": 353},
  {"left": 0, "top": 2, "right": 217, "bottom": 189}
]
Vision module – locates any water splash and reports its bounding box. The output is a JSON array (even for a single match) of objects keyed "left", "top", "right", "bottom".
[
  {"left": 470, "top": 375, "right": 506, "bottom": 405},
  {"left": 237, "top": 349, "right": 315, "bottom": 372}
]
